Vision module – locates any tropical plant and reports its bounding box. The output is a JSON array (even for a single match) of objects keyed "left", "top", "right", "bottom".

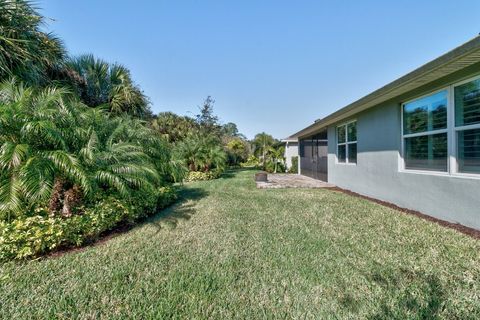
[
  {"left": 226, "top": 138, "right": 249, "bottom": 165},
  {"left": 173, "top": 134, "right": 226, "bottom": 174},
  {"left": 0, "top": 79, "right": 170, "bottom": 221},
  {"left": 0, "top": 0, "right": 66, "bottom": 85},
  {"left": 0, "top": 79, "right": 88, "bottom": 220},
  {"left": 252, "top": 132, "right": 276, "bottom": 168},
  {"left": 65, "top": 54, "right": 150, "bottom": 118},
  {"left": 150, "top": 111, "right": 198, "bottom": 143},
  {"left": 267, "top": 146, "right": 285, "bottom": 173},
  {"left": 288, "top": 156, "right": 299, "bottom": 173}
]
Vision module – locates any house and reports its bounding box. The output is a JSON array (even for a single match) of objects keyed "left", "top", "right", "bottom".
[
  {"left": 288, "top": 36, "right": 480, "bottom": 230},
  {"left": 281, "top": 138, "right": 299, "bottom": 171}
]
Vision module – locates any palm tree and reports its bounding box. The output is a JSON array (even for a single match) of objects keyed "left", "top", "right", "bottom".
[
  {"left": 173, "top": 134, "right": 227, "bottom": 173},
  {"left": 150, "top": 111, "right": 198, "bottom": 143},
  {"left": 267, "top": 146, "right": 285, "bottom": 173},
  {"left": 65, "top": 54, "right": 150, "bottom": 118},
  {"left": 252, "top": 132, "right": 275, "bottom": 169},
  {"left": 203, "top": 145, "right": 227, "bottom": 172},
  {"left": 77, "top": 115, "right": 160, "bottom": 199},
  {"left": 0, "top": 0, "right": 66, "bottom": 85},
  {"left": 0, "top": 79, "right": 89, "bottom": 219},
  {"left": 0, "top": 79, "right": 167, "bottom": 219}
]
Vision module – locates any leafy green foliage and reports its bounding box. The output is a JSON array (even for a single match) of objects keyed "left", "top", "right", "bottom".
[
  {"left": 195, "top": 96, "right": 221, "bottom": 136},
  {"left": 0, "top": 79, "right": 178, "bottom": 221},
  {"left": 172, "top": 134, "right": 227, "bottom": 174},
  {"left": 240, "top": 155, "right": 260, "bottom": 168},
  {"left": 65, "top": 54, "right": 150, "bottom": 118},
  {"left": 184, "top": 170, "right": 221, "bottom": 182},
  {"left": 0, "top": 187, "right": 177, "bottom": 261},
  {"left": 288, "top": 156, "right": 299, "bottom": 173},
  {"left": 0, "top": 0, "right": 66, "bottom": 86},
  {"left": 252, "top": 132, "right": 276, "bottom": 168},
  {"left": 0, "top": 1, "right": 181, "bottom": 261},
  {"left": 266, "top": 145, "right": 285, "bottom": 173},
  {"left": 226, "top": 138, "right": 249, "bottom": 165},
  {"left": 150, "top": 111, "right": 199, "bottom": 143}
]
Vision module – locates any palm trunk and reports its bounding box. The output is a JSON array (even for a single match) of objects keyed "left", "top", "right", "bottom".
[
  {"left": 48, "top": 177, "right": 64, "bottom": 214},
  {"left": 61, "top": 185, "right": 82, "bottom": 217}
]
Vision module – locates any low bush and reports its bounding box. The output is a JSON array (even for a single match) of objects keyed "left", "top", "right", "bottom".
[
  {"left": 288, "top": 156, "right": 299, "bottom": 173},
  {"left": 240, "top": 155, "right": 259, "bottom": 168},
  {"left": 264, "top": 161, "right": 285, "bottom": 173},
  {"left": 184, "top": 170, "right": 222, "bottom": 182},
  {"left": 0, "top": 187, "right": 177, "bottom": 261}
]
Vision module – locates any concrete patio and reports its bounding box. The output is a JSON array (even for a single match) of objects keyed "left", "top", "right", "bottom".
[{"left": 255, "top": 173, "right": 335, "bottom": 189}]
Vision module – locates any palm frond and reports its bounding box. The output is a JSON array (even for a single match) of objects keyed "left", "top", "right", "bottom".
[
  {"left": 0, "top": 142, "right": 29, "bottom": 170},
  {"left": 94, "top": 170, "right": 128, "bottom": 197},
  {"left": 42, "top": 150, "right": 90, "bottom": 194}
]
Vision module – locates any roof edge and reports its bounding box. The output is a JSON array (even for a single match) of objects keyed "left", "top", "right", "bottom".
[{"left": 289, "top": 35, "right": 480, "bottom": 139}]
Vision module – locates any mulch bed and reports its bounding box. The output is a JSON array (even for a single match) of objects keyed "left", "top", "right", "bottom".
[{"left": 331, "top": 187, "right": 480, "bottom": 240}]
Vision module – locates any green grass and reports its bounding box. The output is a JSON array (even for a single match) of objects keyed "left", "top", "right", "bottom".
[{"left": 1, "top": 170, "right": 479, "bottom": 319}]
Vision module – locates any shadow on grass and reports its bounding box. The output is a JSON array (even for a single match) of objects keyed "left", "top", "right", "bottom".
[
  {"left": 148, "top": 187, "right": 208, "bottom": 232},
  {"left": 364, "top": 265, "right": 447, "bottom": 319}
]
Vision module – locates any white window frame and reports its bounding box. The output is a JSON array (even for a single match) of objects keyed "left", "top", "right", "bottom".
[
  {"left": 336, "top": 120, "right": 357, "bottom": 165},
  {"left": 452, "top": 75, "right": 480, "bottom": 176},
  {"left": 399, "top": 74, "right": 480, "bottom": 179},
  {"left": 400, "top": 87, "right": 450, "bottom": 173}
]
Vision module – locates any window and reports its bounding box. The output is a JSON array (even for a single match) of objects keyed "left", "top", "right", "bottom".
[
  {"left": 402, "top": 90, "right": 448, "bottom": 171},
  {"left": 337, "top": 121, "right": 357, "bottom": 164},
  {"left": 400, "top": 75, "right": 480, "bottom": 176},
  {"left": 455, "top": 78, "right": 480, "bottom": 173}
]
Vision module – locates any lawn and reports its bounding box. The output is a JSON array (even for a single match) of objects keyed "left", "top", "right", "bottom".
[{"left": 1, "top": 170, "right": 479, "bottom": 319}]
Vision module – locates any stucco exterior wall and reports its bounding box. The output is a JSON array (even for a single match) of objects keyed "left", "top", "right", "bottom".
[
  {"left": 326, "top": 69, "right": 480, "bottom": 230},
  {"left": 284, "top": 142, "right": 298, "bottom": 170}
]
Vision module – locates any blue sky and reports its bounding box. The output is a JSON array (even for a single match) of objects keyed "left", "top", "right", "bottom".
[{"left": 41, "top": 0, "right": 480, "bottom": 139}]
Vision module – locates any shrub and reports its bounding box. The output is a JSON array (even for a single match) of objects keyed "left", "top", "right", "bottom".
[
  {"left": 184, "top": 170, "right": 222, "bottom": 182},
  {"left": 156, "top": 186, "right": 178, "bottom": 209},
  {"left": 0, "top": 187, "right": 178, "bottom": 261},
  {"left": 240, "top": 155, "right": 259, "bottom": 168},
  {"left": 288, "top": 156, "right": 299, "bottom": 173},
  {"left": 264, "top": 160, "right": 285, "bottom": 173}
]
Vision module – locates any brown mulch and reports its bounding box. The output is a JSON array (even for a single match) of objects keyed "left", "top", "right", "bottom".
[{"left": 331, "top": 187, "right": 480, "bottom": 240}]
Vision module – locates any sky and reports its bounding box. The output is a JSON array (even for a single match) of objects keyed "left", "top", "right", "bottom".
[{"left": 41, "top": 0, "right": 480, "bottom": 139}]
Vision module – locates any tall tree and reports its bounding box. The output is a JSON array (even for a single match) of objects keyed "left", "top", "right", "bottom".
[
  {"left": 196, "top": 96, "right": 220, "bottom": 136},
  {"left": 150, "top": 112, "right": 198, "bottom": 143},
  {"left": 65, "top": 54, "right": 150, "bottom": 118},
  {"left": 0, "top": 0, "right": 66, "bottom": 85}
]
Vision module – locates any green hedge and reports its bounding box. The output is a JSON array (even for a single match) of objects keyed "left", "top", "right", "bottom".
[{"left": 0, "top": 187, "right": 177, "bottom": 261}]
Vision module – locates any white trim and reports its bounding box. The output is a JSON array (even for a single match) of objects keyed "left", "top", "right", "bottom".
[
  {"left": 403, "top": 128, "right": 448, "bottom": 139},
  {"left": 400, "top": 88, "right": 449, "bottom": 173},
  {"left": 399, "top": 74, "right": 480, "bottom": 176},
  {"left": 399, "top": 168, "right": 480, "bottom": 180},
  {"left": 454, "top": 123, "right": 480, "bottom": 131},
  {"left": 336, "top": 120, "right": 357, "bottom": 165},
  {"left": 402, "top": 86, "right": 449, "bottom": 107},
  {"left": 447, "top": 86, "right": 457, "bottom": 174},
  {"left": 452, "top": 73, "right": 480, "bottom": 88}
]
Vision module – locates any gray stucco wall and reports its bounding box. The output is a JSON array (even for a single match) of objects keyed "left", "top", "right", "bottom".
[
  {"left": 284, "top": 142, "right": 298, "bottom": 170},
  {"left": 326, "top": 69, "right": 480, "bottom": 230}
]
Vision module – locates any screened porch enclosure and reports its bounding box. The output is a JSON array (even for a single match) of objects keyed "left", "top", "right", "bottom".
[{"left": 299, "top": 130, "right": 328, "bottom": 181}]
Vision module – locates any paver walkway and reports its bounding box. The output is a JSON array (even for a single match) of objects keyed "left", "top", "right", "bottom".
[{"left": 255, "top": 173, "right": 335, "bottom": 189}]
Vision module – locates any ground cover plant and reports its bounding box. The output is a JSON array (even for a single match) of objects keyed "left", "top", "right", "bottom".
[{"left": 1, "top": 170, "right": 478, "bottom": 318}]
